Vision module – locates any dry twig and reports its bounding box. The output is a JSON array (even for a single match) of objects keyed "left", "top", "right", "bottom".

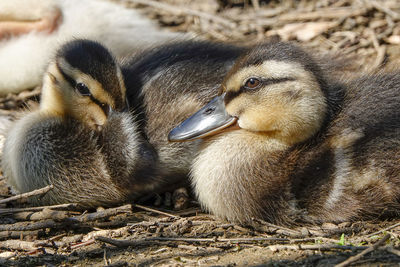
[
  {"left": 133, "top": 203, "right": 179, "bottom": 218},
  {"left": 0, "top": 185, "right": 53, "bottom": 204},
  {"left": 96, "top": 235, "right": 290, "bottom": 248},
  {"left": 367, "top": 221, "right": 400, "bottom": 238},
  {"left": 75, "top": 204, "right": 132, "bottom": 223},
  {"left": 0, "top": 203, "right": 78, "bottom": 215},
  {"left": 0, "top": 240, "right": 36, "bottom": 251},
  {"left": 268, "top": 243, "right": 368, "bottom": 252}
]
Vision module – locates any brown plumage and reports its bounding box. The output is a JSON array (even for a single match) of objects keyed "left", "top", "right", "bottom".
[
  {"left": 2, "top": 40, "right": 162, "bottom": 207},
  {"left": 170, "top": 41, "right": 400, "bottom": 225},
  {"left": 2, "top": 39, "right": 245, "bottom": 207}
]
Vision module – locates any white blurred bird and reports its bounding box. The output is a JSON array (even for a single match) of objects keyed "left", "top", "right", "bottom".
[{"left": 0, "top": 0, "right": 184, "bottom": 95}]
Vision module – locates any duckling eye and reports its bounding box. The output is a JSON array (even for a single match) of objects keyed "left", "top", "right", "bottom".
[
  {"left": 76, "top": 83, "right": 91, "bottom": 96},
  {"left": 244, "top": 78, "right": 261, "bottom": 89}
]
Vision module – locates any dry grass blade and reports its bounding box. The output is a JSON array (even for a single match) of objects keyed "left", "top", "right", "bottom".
[{"left": 124, "top": 0, "right": 235, "bottom": 29}]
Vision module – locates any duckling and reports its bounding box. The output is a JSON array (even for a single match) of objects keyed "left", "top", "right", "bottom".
[
  {"left": 2, "top": 39, "right": 162, "bottom": 207},
  {"left": 120, "top": 40, "right": 246, "bottom": 184},
  {"left": 0, "top": 0, "right": 184, "bottom": 95},
  {"left": 2, "top": 39, "right": 245, "bottom": 207},
  {"left": 169, "top": 41, "right": 400, "bottom": 225}
]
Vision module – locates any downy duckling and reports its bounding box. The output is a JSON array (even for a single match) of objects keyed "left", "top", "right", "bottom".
[
  {"left": 2, "top": 39, "right": 246, "bottom": 207},
  {"left": 121, "top": 40, "right": 246, "bottom": 185},
  {"left": 2, "top": 39, "right": 162, "bottom": 207},
  {"left": 169, "top": 42, "right": 400, "bottom": 225}
]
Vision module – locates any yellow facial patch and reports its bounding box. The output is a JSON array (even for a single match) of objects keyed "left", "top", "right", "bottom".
[
  {"left": 40, "top": 59, "right": 123, "bottom": 130},
  {"left": 223, "top": 60, "right": 327, "bottom": 145}
]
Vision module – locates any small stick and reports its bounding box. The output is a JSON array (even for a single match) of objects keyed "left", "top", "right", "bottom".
[
  {"left": 96, "top": 236, "right": 290, "bottom": 248},
  {"left": 0, "top": 185, "right": 53, "bottom": 204},
  {"left": 81, "top": 226, "right": 129, "bottom": 242},
  {"left": 0, "top": 219, "right": 63, "bottom": 231},
  {"left": 0, "top": 230, "right": 41, "bottom": 240},
  {"left": 173, "top": 207, "right": 202, "bottom": 217},
  {"left": 133, "top": 203, "right": 180, "bottom": 218},
  {"left": 218, "top": 237, "right": 289, "bottom": 243},
  {"left": 289, "top": 237, "right": 340, "bottom": 244},
  {"left": 95, "top": 236, "right": 156, "bottom": 247},
  {"left": 177, "top": 244, "right": 223, "bottom": 252},
  {"left": 0, "top": 240, "right": 36, "bottom": 251},
  {"left": 13, "top": 209, "right": 74, "bottom": 221},
  {"left": 49, "top": 233, "right": 67, "bottom": 241},
  {"left": 253, "top": 218, "right": 300, "bottom": 233},
  {"left": 367, "top": 221, "right": 400, "bottom": 238},
  {"left": 0, "top": 205, "right": 128, "bottom": 231},
  {"left": 268, "top": 243, "right": 368, "bottom": 252},
  {"left": 70, "top": 239, "right": 95, "bottom": 250},
  {"left": 74, "top": 204, "right": 132, "bottom": 223},
  {"left": 335, "top": 234, "right": 391, "bottom": 267},
  {"left": 252, "top": 218, "right": 302, "bottom": 237},
  {"left": 0, "top": 203, "right": 78, "bottom": 215}
]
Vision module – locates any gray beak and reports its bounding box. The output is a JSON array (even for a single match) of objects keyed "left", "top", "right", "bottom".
[{"left": 168, "top": 93, "right": 237, "bottom": 142}]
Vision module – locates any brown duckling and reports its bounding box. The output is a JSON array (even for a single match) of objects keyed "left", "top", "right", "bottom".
[
  {"left": 2, "top": 39, "right": 246, "bottom": 207},
  {"left": 2, "top": 39, "right": 162, "bottom": 207},
  {"left": 121, "top": 40, "right": 245, "bottom": 186},
  {"left": 169, "top": 41, "right": 400, "bottom": 225}
]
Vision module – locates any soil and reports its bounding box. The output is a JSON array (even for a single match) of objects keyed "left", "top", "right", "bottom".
[{"left": 1, "top": 0, "right": 400, "bottom": 266}]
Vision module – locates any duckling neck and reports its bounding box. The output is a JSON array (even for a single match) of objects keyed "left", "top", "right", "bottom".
[{"left": 192, "top": 130, "right": 298, "bottom": 224}]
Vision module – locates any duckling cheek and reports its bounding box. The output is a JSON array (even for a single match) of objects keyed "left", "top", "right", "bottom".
[
  {"left": 226, "top": 95, "right": 281, "bottom": 132},
  {"left": 238, "top": 109, "right": 277, "bottom": 132}
]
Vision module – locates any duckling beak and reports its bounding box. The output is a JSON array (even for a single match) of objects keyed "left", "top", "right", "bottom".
[{"left": 168, "top": 93, "right": 237, "bottom": 142}]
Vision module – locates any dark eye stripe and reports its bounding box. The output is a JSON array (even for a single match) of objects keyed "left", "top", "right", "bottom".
[
  {"left": 89, "top": 95, "right": 110, "bottom": 115},
  {"left": 56, "top": 61, "right": 110, "bottom": 116},
  {"left": 225, "top": 90, "right": 241, "bottom": 105},
  {"left": 224, "top": 77, "right": 295, "bottom": 105}
]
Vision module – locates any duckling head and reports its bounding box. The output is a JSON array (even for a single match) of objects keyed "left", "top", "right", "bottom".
[
  {"left": 40, "top": 39, "right": 127, "bottom": 130},
  {"left": 169, "top": 42, "right": 328, "bottom": 146}
]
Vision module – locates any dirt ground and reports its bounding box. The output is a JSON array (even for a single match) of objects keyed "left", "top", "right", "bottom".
[
  {"left": 1, "top": 205, "right": 400, "bottom": 266},
  {"left": 1, "top": 0, "right": 400, "bottom": 266}
]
